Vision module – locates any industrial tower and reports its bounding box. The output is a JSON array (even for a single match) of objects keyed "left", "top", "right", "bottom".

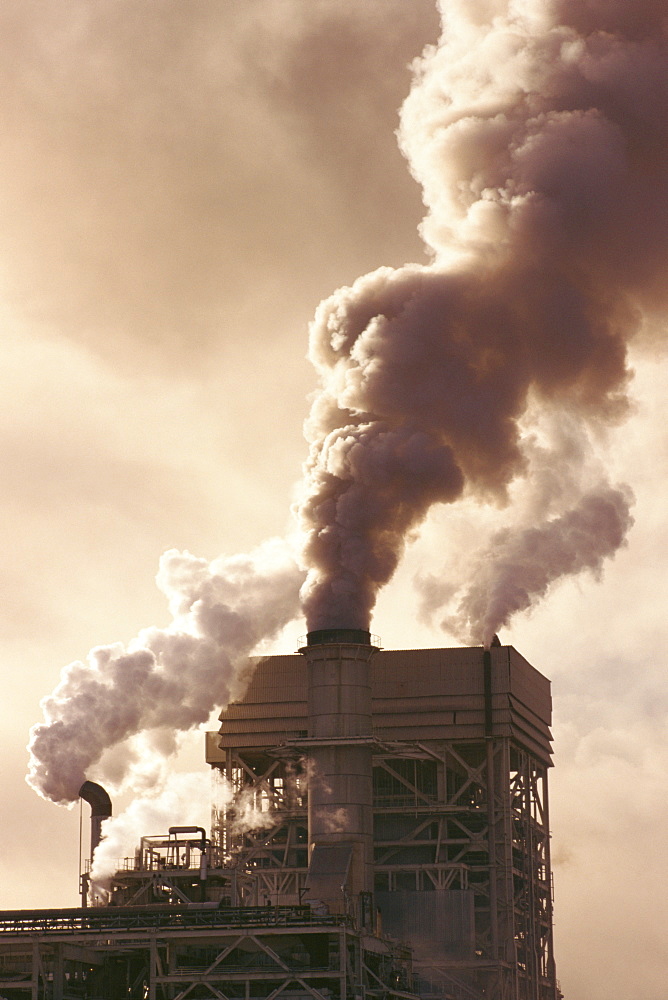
[
  {"left": 207, "top": 633, "right": 560, "bottom": 1000},
  {"left": 0, "top": 635, "right": 561, "bottom": 1000}
]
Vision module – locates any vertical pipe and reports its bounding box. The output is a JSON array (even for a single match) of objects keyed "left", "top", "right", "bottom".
[
  {"left": 168, "top": 942, "right": 177, "bottom": 1000},
  {"left": 541, "top": 766, "right": 559, "bottom": 1000},
  {"left": 486, "top": 739, "right": 499, "bottom": 958},
  {"left": 31, "top": 940, "right": 39, "bottom": 1000},
  {"left": 340, "top": 926, "right": 348, "bottom": 1000},
  {"left": 149, "top": 936, "right": 157, "bottom": 1000},
  {"left": 53, "top": 945, "right": 64, "bottom": 1000},
  {"left": 483, "top": 648, "right": 493, "bottom": 737},
  {"left": 524, "top": 755, "right": 540, "bottom": 1000},
  {"left": 78, "top": 781, "right": 112, "bottom": 859},
  {"left": 301, "top": 628, "right": 378, "bottom": 907},
  {"left": 484, "top": 647, "right": 499, "bottom": 961}
]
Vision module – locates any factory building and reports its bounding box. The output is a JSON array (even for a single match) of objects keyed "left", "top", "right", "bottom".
[{"left": 0, "top": 634, "right": 562, "bottom": 1000}]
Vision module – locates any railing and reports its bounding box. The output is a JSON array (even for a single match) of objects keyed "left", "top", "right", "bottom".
[
  {"left": 85, "top": 851, "right": 230, "bottom": 874},
  {"left": 296, "top": 633, "right": 382, "bottom": 649},
  {"left": 372, "top": 794, "right": 439, "bottom": 808},
  {"left": 0, "top": 905, "right": 350, "bottom": 936}
]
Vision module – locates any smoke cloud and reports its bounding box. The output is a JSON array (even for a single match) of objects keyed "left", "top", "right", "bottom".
[
  {"left": 298, "top": 0, "right": 668, "bottom": 635},
  {"left": 27, "top": 540, "right": 304, "bottom": 804},
  {"left": 445, "top": 481, "right": 633, "bottom": 644},
  {"left": 26, "top": 0, "right": 668, "bottom": 822},
  {"left": 416, "top": 409, "right": 635, "bottom": 643}
]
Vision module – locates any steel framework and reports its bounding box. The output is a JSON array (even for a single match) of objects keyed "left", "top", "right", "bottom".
[
  {"left": 0, "top": 906, "right": 416, "bottom": 1000},
  {"left": 209, "top": 740, "right": 557, "bottom": 999},
  {"left": 206, "top": 644, "right": 562, "bottom": 1000},
  {"left": 0, "top": 644, "right": 562, "bottom": 1000}
]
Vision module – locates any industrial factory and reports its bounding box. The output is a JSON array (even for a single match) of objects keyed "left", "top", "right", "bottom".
[{"left": 0, "top": 632, "right": 561, "bottom": 1000}]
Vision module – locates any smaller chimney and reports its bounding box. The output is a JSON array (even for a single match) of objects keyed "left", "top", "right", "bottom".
[{"left": 79, "top": 781, "right": 112, "bottom": 858}]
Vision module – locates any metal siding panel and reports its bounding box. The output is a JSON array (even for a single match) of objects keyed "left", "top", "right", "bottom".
[
  {"left": 508, "top": 647, "right": 552, "bottom": 722},
  {"left": 224, "top": 703, "right": 308, "bottom": 721},
  {"left": 215, "top": 646, "right": 553, "bottom": 759}
]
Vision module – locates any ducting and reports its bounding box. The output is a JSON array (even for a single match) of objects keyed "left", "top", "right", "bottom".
[{"left": 79, "top": 781, "right": 112, "bottom": 858}]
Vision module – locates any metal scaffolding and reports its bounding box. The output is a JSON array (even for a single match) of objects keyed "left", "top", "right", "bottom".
[
  {"left": 0, "top": 643, "right": 562, "bottom": 1000},
  {"left": 0, "top": 905, "right": 415, "bottom": 1000},
  {"left": 206, "top": 644, "right": 562, "bottom": 1000},
  {"left": 209, "top": 741, "right": 557, "bottom": 999}
]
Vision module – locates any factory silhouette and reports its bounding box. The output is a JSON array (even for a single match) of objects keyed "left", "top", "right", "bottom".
[
  {"left": 9, "top": 0, "right": 668, "bottom": 996},
  {"left": 1, "top": 632, "right": 561, "bottom": 1000}
]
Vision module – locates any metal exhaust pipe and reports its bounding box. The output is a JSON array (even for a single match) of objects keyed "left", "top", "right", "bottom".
[
  {"left": 299, "top": 626, "right": 379, "bottom": 916},
  {"left": 79, "top": 781, "right": 112, "bottom": 858}
]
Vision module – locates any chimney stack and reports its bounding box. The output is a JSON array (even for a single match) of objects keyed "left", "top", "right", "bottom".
[
  {"left": 300, "top": 628, "right": 378, "bottom": 915},
  {"left": 79, "top": 780, "right": 112, "bottom": 859}
]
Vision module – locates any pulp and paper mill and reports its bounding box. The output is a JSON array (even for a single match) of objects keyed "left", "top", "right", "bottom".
[{"left": 0, "top": 632, "right": 562, "bottom": 1000}]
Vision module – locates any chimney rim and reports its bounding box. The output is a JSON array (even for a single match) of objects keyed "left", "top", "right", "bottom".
[{"left": 298, "top": 628, "right": 381, "bottom": 650}]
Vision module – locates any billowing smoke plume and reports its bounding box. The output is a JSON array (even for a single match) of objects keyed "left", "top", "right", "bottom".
[
  {"left": 298, "top": 0, "right": 668, "bottom": 635},
  {"left": 416, "top": 408, "right": 635, "bottom": 642},
  {"left": 28, "top": 540, "right": 304, "bottom": 804},
  {"left": 445, "top": 481, "right": 633, "bottom": 644},
  {"left": 27, "top": 0, "right": 668, "bottom": 814}
]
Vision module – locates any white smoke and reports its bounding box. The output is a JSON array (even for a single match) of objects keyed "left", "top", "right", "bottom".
[
  {"left": 446, "top": 481, "right": 633, "bottom": 645},
  {"left": 417, "top": 408, "right": 635, "bottom": 643},
  {"left": 212, "top": 768, "right": 280, "bottom": 838},
  {"left": 27, "top": 538, "right": 305, "bottom": 804},
  {"left": 89, "top": 770, "right": 211, "bottom": 901},
  {"left": 312, "top": 806, "right": 350, "bottom": 835}
]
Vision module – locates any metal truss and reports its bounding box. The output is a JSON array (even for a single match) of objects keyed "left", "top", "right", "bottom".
[
  {"left": 371, "top": 738, "right": 558, "bottom": 1000},
  {"left": 211, "top": 751, "right": 310, "bottom": 906},
  {"left": 0, "top": 908, "right": 417, "bottom": 1000},
  {"left": 205, "top": 733, "right": 559, "bottom": 1000}
]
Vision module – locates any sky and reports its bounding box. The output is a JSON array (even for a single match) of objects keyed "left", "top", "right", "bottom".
[{"left": 0, "top": 2, "right": 667, "bottom": 998}]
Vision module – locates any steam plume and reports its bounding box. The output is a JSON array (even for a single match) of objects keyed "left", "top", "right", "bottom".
[
  {"left": 28, "top": 0, "right": 668, "bottom": 813},
  {"left": 445, "top": 481, "right": 634, "bottom": 644},
  {"left": 89, "top": 771, "right": 210, "bottom": 898},
  {"left": 27, "top": 540, "right": 304, "bottom": 804},
  {"left": 416, "top": 409, "right": 634, "bottom": 643},
  {"left": 297, "top": 0, "right": 668, "bottom": 633}
]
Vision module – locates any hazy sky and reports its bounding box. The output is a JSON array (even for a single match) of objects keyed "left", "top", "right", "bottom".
[{"left": 1, "top": 3, "right": 667, "bottom": 999}]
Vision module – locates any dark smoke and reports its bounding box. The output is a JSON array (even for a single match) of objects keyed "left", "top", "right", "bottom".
[
  {"left": 28, "top": 0, "right": 668, "bottom": 808},
  {"left": 298, "top": 0, "right": 668, "bottom": 635}
]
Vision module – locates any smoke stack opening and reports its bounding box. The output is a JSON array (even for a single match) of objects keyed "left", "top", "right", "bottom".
[
  {"left": 305, "top": 628, "right": 372, "bottom": 647},
  {"left": 79, "top": 781, "right": 112, "bottom": 818}
]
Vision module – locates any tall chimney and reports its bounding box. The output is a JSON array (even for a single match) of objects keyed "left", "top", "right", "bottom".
[
  {"left": 300, "top": 628, "right": 378, "bottom": 915},
  {"left": 79, "top": 780, "right": 112, "bottom": 858}
]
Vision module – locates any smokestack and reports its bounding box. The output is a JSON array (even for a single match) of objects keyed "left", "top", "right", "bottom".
[
  {"left": 300, "top": 629, "right": 378, "bottom": 916},
  {"left": 79, "top": 780, "right": 112, "bottom": 858},
  {"left": 305, "top": 628, "right": 371, "bottom": 646}
]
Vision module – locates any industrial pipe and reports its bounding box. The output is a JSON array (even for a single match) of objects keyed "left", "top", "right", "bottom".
[
  {"left": 79, "top": 781, "right": 112, "bottom": 858},
  {"left": 300, "top": 628, "right": 378, "bottom": 916}
]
